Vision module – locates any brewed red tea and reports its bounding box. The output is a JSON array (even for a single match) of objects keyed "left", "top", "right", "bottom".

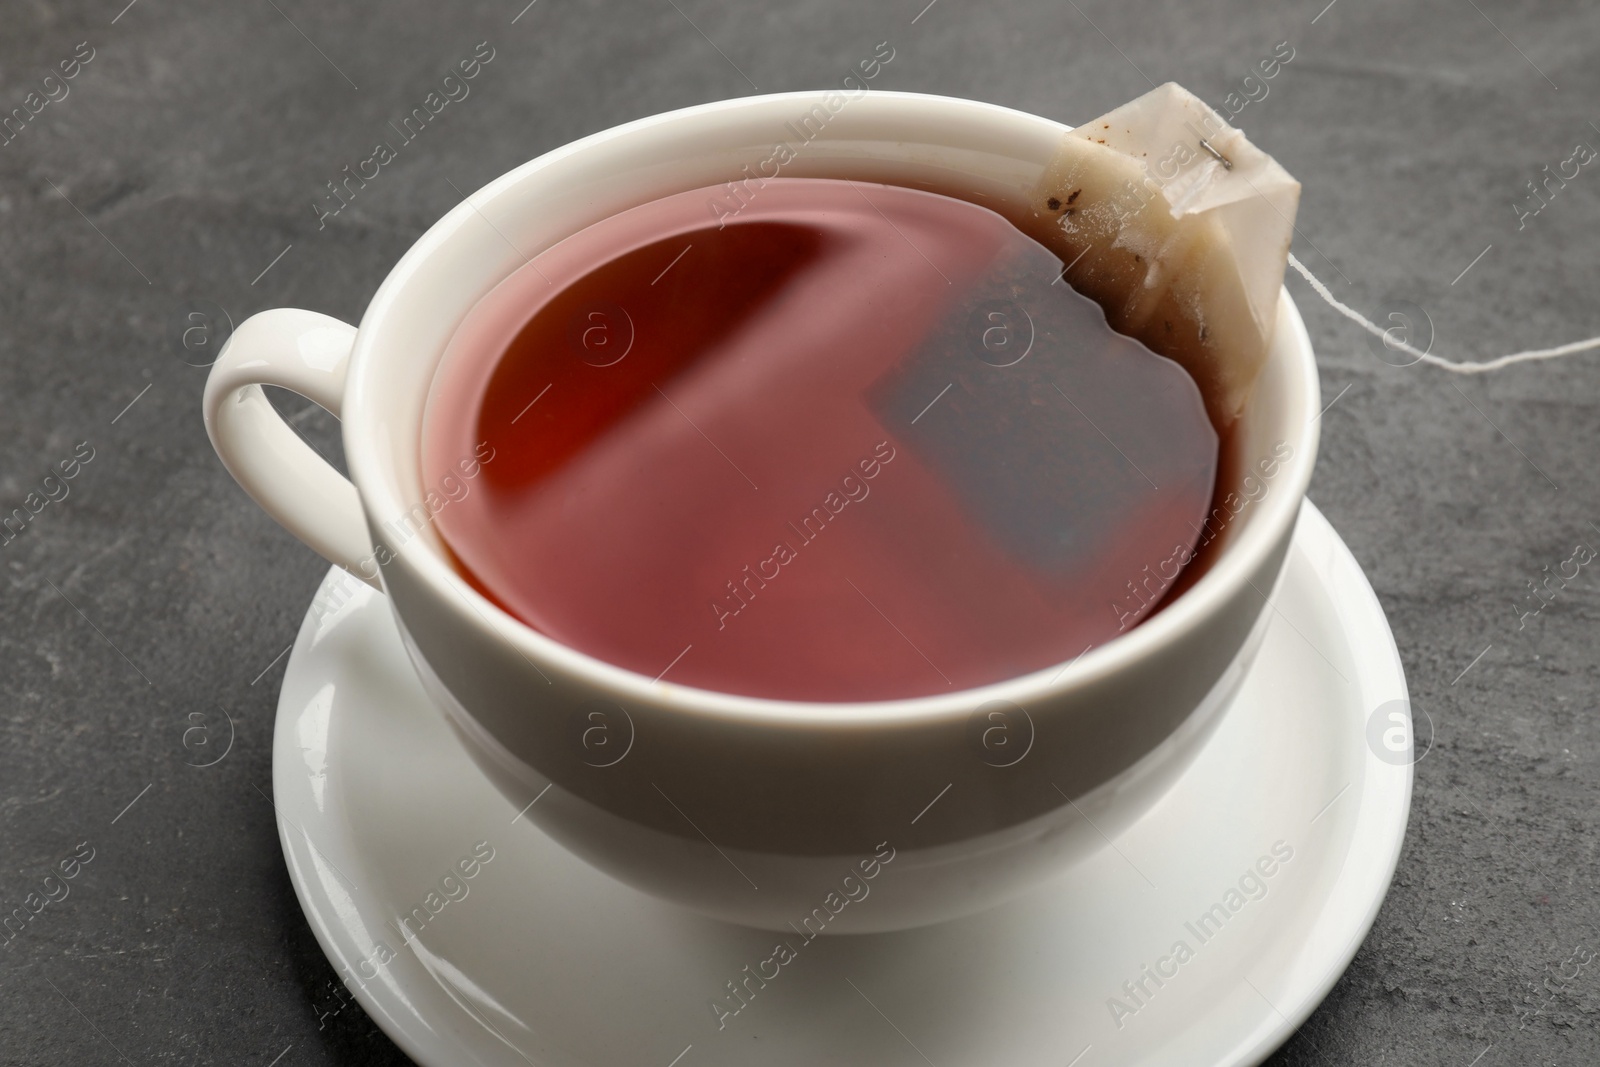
[{"left": 422, "top": 178, "right": 1218, "bottom": 701}]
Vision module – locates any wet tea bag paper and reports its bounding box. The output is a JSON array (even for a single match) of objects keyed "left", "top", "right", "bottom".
[{"left": 1028, "top": 82, "right": 1300, "bottom": 426}]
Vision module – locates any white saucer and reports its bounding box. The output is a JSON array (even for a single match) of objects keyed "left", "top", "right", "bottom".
[{"left": 272, "top": 499, "right": 1411, "bottom": 1067}]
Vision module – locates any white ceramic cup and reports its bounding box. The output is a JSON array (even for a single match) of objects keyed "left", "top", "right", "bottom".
[{"left": 204, "top": 90, "right": 1320, "bottom": 933}]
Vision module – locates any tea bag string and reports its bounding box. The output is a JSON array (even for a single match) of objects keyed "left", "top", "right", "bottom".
[{"left": 1287, "top": 253, "right": 1600, "bottom": 374}]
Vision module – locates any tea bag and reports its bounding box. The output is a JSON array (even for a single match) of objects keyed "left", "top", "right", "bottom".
[{"left": 1024, "top": 82, "right": 1301, "bottom": 427}]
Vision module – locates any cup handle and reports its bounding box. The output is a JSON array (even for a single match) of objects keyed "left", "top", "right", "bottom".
[{"left": 202, "top": 309, "right": 380, "bottom": 590}]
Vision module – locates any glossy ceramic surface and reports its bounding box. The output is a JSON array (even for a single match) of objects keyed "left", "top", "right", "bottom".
[{"left": 274, "top": 500, "right": 1410, "bottom": 1067}]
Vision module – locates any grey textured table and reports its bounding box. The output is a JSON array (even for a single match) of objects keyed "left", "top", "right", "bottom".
[{"left": 2, "top": 0, "right": 1597, "bottom": 1064}]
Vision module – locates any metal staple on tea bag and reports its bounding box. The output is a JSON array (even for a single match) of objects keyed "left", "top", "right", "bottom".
[{"left": 1198, "top": 139, "right": 1234, "bottom": 170}]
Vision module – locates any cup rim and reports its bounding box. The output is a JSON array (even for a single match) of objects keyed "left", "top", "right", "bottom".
[{"left": 343, "top": 89, "right": 1320, "bottom": 727}]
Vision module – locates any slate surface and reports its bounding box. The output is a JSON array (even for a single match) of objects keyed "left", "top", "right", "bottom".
[{"left": 1, "top": 0, "right": 1597, "bottom": 1064}]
